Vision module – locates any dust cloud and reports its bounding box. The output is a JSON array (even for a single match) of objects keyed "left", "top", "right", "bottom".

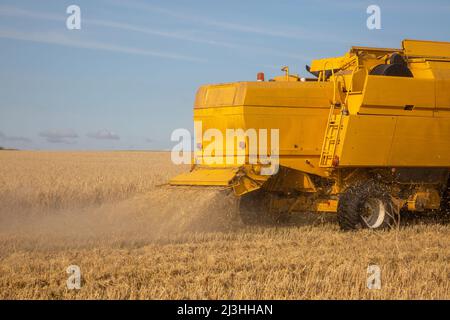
[{"left": 0, "top": 187, "right": 241, "bottom": 251}]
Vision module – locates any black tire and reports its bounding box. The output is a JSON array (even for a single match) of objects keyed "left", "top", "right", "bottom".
[
  {"left": 337, "top": 182, "right": 397, "bottom": 231},
  {"left": 370, "top": 63, "right": 413, "bottom": 77}
]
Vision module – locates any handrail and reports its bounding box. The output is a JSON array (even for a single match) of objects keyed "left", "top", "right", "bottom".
[{"left": 323, "top": 61, "right": 337, "bottom": 104}]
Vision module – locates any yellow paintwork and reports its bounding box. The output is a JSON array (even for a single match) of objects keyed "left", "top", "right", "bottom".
[
  {"left": 310, "top": 53, "right": 356, "bottom": 73},
  {"left": 333, "top": 41, "right": 450, "bottom": 167},
  {"left": 316, "top": 199, "right": 338, "bottom": 213},
  {"left": 170, "top": 166, "right": 240, "bottom": 186},
  {"left": 407, "top": 189, "right": 441, "bottom": 211},
  {"left": 403, "top": 39, "right": 450, "bottom": 58},
  {"left": 170, "top": 39, "right": 450, "bottom": 212},
  {"left": 191, "top": 81, "right": 334, "bottom": 177}
]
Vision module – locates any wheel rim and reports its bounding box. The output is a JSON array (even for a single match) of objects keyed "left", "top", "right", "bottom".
[{"left": 361, "top": 198, "right": 387, "bottom": 229}]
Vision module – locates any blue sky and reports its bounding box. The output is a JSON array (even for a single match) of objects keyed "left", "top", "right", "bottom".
[{"left": 0, "top": 0, "right": 449, "bottom": 150}]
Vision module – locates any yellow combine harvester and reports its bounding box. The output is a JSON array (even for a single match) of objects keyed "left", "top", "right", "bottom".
[{"left": 171, "top": 39, "right": 450, "bottom": 230}]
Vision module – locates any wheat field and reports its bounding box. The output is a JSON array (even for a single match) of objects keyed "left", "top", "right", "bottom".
[{"left": 0, "top": 151, "right": 449, "bottom": 299}]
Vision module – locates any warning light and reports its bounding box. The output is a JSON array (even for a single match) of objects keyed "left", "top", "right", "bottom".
[{"left": 257, "top": 72, "right": 265, "bottom": 81}]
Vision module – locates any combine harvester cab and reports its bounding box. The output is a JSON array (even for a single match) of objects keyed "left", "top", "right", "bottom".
[{"left": 171, "top": 40, "right": 450, "bottom": 230}]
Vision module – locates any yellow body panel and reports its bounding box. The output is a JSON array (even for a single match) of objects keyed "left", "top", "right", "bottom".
[
  {"left": 192, "top": 81, "right": 333, "bottom": 177},
  {"left": 337, "top": 115, "right": 450, "bottom": 167},
  {"left": 195, "top": 81, "right": 333, "bottom": 108},
  {"left": 403, "top": 39, "right": 450, "bottom": 58},
  {"left": 359, "top": 76, "right": 435, "bottom": 115},
  {"left": 170, "top": 166, "right": 240, "bottom": 186},
  {"left": 429, "top": 61, "right": 450, "bottom": 113},
  {"left": 337, "top": 115, "right": 397, "bottom": 166},
  {"left": 336, "top": 42, "right": 450, "bottom": 167}
]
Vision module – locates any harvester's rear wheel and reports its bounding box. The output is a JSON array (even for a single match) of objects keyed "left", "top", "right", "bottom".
[
  {"left": 337, "top": 182, "right": 397, "bottom": 231},
  {"left": 238, "top": 190, "right": 290, "bottom": 225}
]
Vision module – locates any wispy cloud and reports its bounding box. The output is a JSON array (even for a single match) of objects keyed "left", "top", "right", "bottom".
[
  {"left": 106, "top": 0, "right": 346, "bottom": 44},
  {"left": 88, "top": 19, "right": 239, "bottom": 49},
  {"left": 0, "top": 130, "right": 31, "bottom": 143},
  {"left": 312, "top": 0, "right": 450, "bottom": 13},
  {"left": 107, "top": 0, "right": 441, "bottom": 48},
  {"left": 0, "top": 28, "right": 203, "bottom": 62},
  {"left": 0, "top": 5, "right": 311, "bottom": 61},
  {"left": 0, "top": 5, "right": 62, "bottom": 21},
  {"left": 87, "top": 129, "right": 120, "bottom": 140},
  {"left": 0, "top": 5, "right": 235, "bottom": 49},
  {"left": 0, "top": 6, "right": 203, "bottom": 62},
  {"left": 39, "top": 129, "right": 78, "bottom": 144}
]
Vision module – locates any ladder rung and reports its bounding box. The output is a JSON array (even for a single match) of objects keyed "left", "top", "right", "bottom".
[{"left": 320, "top": 105, "right": 345, "bottom": 167}]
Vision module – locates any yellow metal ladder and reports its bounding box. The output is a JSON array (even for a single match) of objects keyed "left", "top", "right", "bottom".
[
  {"left": 319, "top": 64, "right": 355, "bottom": 168},
  {"left": 319, "top": 103, "right": 344, "bottom": 167}
]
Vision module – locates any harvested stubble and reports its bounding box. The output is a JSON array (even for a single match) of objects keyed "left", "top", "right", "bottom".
[{"left": 0, "top": 151, "right": 449, "bottom": 299}]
